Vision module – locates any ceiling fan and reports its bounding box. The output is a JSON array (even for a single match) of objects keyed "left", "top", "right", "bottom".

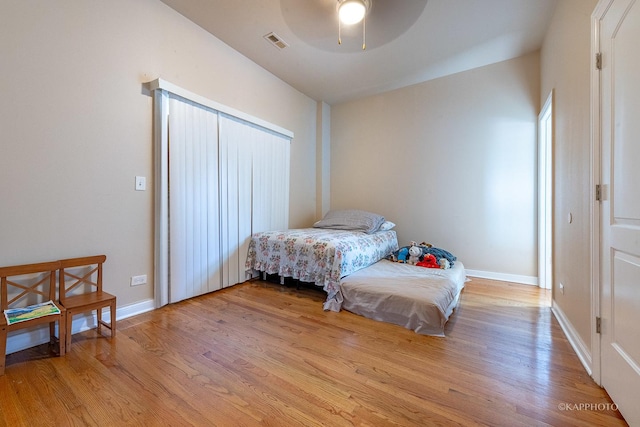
[{"left": 279, "top": 0, "right": 428, "bottom": 53}]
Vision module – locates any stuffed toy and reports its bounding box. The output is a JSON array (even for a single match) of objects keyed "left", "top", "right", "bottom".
[
  {"left": 396, "top": 247, "right": 409, "bottom": 263},
  {"left": 417, "top": 253, "right": 439, "bottom": 268},
  {"left": 406, "top": 245, "right": 423, "bottom": 265},
  {"left": 411, "top": 240, "right": 433, "bottom": 249},
  {"left": 439, "top": 258, "right": 451, "bottom": 269}
]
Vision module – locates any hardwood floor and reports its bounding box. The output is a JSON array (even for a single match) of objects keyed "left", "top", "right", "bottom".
[{"left": 0, "top": 277, "right": 627, "bottom": 426}]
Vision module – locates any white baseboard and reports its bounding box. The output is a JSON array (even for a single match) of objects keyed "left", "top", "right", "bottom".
[
  {"left": 551, "top": 300, "right": 592, "bottom": 376},
  {"left": 4, "top": 298, "right": 155, "bottom": 355},
  {"left": 465, "top": 269, "right": 539, "bottom": 286}
]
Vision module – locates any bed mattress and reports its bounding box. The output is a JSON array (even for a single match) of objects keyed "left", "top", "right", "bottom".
[
  {"left": 339, "top": 259, "right": 466, "bottom": 336},
  {"left": 245, "top": 228, "right": 399, "bottom": 311}
]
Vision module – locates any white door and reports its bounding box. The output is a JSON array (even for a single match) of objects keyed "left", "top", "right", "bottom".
[{"left": 598, "top": 0, "right": 640, "bottom": 424}]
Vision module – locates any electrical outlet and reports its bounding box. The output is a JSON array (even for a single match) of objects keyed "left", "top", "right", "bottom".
[
  {"left": 135, "top": 176, "right": 146, "bottom": 191},
  {"left": 559, "top": 282, "right": 564, "bottom": 294},
  {"left": 130, "top": 274, "right": 147, "bottom": 286}
]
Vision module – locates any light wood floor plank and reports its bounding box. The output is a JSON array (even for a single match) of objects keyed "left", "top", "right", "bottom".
[{"left": 0, "top": 277, "right": 627, "bottom": 426}]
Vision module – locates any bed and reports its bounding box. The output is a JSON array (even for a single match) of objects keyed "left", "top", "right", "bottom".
[
  {"left": 339, "top": 259, "right": 466, "bottom": 336},
  {"left": 245, "top": 227, "right": 399, "bottom": 311}
]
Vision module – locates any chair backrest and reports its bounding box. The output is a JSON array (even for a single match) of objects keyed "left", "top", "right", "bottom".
[
  {"left": 59, "top": 255, "right": 107, "bottom": 301},
  {"left": 0, "top": 261, "right": 61, "bottom": 311}
]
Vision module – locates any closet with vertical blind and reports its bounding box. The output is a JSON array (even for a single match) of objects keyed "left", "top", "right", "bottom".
[{"left": 150, "top": 79, "right": 292, "bottom": 306}]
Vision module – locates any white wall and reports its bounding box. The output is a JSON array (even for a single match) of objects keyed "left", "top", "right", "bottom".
[
  {"left": 0, "top": 0, "right": 318, "bottom": 308},
  {"left": 330, "top": 53, "right": 540, "bottom": 279},
  {"left": 540, "top": 0, "right": 598, "bottom": 355}
]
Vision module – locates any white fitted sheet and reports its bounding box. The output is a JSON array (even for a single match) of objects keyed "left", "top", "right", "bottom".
[{"left": 339, "top": 260, "right": 466, "bottom": 336}]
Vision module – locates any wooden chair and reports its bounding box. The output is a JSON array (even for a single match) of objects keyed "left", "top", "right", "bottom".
[
  {"left": 0, "top": 261, "right": 66, "bottom": 375},
  {"left": 58, "top": 255, "right": 116, "bottom": 350}
]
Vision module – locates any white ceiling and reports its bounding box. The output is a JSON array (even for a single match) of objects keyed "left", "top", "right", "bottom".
[{"left": 160, "top": 0, "right": 558, "bottom": 105}]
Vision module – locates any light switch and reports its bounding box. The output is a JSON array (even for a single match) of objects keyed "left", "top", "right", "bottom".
[{"left": 135, "top": 176, "right": 146, "bottom": 191}]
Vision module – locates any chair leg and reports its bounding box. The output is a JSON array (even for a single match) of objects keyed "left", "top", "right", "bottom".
[
  {"left": 66, "top": 311, "right": 73, "bottom": 351},
  {"left": 110, "top": 302, "right": 116, "bottom": 339},
  {"left": 0, "top": 325, "right": 6, "bottom": 376},
  {"left": 97, "top": 308, "right": 102, "bottom": 335},
  {"left": 48, "top": 320, "right": 65, "bottom": 356},
  {"left": 58, "top": 314, "right": 66, "bottom": 357},
  {"left": 49, "top": 321, "right": 56, "bottom": 346}
]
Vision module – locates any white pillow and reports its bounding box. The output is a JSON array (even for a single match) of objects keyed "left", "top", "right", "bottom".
[{"left": 378, "top": 221, "right": 396, "bottom": 231}]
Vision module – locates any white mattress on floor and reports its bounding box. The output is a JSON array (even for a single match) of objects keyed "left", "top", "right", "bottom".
[{"left": 339, "top": 259, "right": 466, "bottom": 336}]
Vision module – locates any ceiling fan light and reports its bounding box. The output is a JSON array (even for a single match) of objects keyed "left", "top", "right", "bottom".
[{"left": 338, "top": 0, "right": 367, "bottom": 25}]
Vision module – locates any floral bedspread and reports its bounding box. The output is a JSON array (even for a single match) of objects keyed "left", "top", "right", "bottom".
[{"left": 245, "top": 228, "right": 398, "bottom": 311}]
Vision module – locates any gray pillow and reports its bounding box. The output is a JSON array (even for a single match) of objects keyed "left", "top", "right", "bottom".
[{"left": 313, "top": 209, "right": 385, "bottom": 234}]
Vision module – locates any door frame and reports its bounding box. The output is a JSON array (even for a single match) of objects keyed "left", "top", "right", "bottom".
[
  {"left": 590, "top": 0, "right": 609, "bottom": 386},
  {"left": 538, "top": 91, "right": 553, "bottom": 290}
]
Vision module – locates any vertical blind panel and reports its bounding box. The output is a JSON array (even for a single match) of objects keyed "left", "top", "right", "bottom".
[
  {"left": 153, "top": 80, "right": 293, "bottom": 308},
  {"left": 167, "top": 97, "right": 290, "bottom": 299},
  {"left": 237, "top": 128, "right": 253, "bottom": 286},
  {"left": 273, "top": 132, "right": 290, "bottom": 230},
  {"left": 219, "top": 115, "right": 290, "bottom": 283},
  {"left": 219, "top": 119, "right": 233, "bottom": 287},
  {"left": 169, "top": 96, "right": 221, "bottom": 303},
  {"left": 252, "top": 131, "right": 291, "bottom": 233},
  {"left": 205, "top": 112, "right": 221, "bottom": 294},
  {"left": 219, "top": 115, "right": 254, "bottom": 287}
]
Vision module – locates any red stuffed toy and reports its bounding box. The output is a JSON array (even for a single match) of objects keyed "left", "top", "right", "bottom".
[{"left": 416, "top": 253, "right": 440, "bottom": 269}]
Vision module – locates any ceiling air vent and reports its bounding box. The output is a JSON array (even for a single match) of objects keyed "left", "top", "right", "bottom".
[{"left": 264, "top": 32, "right": 289, "bottom": 50}]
